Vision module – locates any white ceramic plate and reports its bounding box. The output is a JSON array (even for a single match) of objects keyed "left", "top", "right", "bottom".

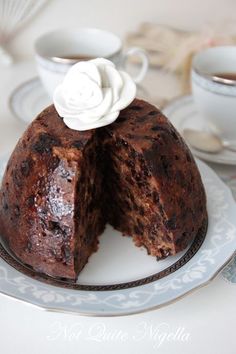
[
  {"left": 0, "top": 155, "right": 236, "bottom": 316},
  {"left": 163, "top": 95, "right": 236, "bottom": 165},
  {"left": 9, "top": 77, "right": 51, "bottom": 124}
]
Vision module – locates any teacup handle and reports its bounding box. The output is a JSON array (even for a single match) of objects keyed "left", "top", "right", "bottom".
[{"left": 122, "top": 47, "right": 149, "bottom": 84}]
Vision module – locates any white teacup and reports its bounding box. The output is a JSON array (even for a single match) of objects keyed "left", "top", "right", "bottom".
[
  {"left": 35, "top": 27, "right": 149, "bottom": 98},
  {"left": 191, "top": 46, "right": 236, "bottom": 143}
]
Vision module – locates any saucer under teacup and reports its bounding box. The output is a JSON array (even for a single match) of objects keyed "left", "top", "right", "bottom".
[
  {"left": 163, "top": 95, "right": 236, "bottom": 165},
  {"left": 9, "top": 77, "right": 150, "bottom": 125},
  {"left": 9, "top": 77, "right": 51, "bottom": 124}
]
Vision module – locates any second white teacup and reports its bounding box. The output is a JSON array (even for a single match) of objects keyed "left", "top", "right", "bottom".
[
  {"left": 191, "top": 46, "right": 236, "bottom": 143},
  {"left": 35, "top": 27, "right": 149, "bottom": 98}
]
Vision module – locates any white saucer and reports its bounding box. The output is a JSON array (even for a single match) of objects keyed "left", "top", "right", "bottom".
[
  {"left": 9, "top": 77, "right": 51, "bottom": 124},
  {"left": 163, "top": 95, "right": 236, "bottom": 165},
  {"left": 9, "top": 76, "right": 149, "bottom": 125}
]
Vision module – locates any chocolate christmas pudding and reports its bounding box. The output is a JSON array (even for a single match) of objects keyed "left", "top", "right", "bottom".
[{"left": 0, "top": 59, "right": 207, "bottom": 280}]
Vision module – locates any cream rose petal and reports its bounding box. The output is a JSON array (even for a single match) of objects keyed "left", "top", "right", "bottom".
[
  {"left": 64, "top": 61, "right": 102, "bottom": 87},
  {"left": 75, "top": 88, "right": 113, "bottom": 122},
  {"left": 54, "top": 87, "right": 113, "bottom": 122},
  {"left": 53, "top": 85, "right": 89, "bottom": 117},
  {"left": 111, "top": 71, "right": 136, "bottom": 112},
  {"left": 90, "top": 58, "right": 115, "bottom": 68},
  {"left": 53, "top": 58, "right": 136, "bottom": 131},
  {"left": 104, "top": 65, "right": 123, "bottom": 103},
  {"left": 64, "top": 111, "right": 119, "bottom": 131},
  {"left": 91, "top": 58, "right": 116, "bottom": 88},
  {"left": 63, "top": 73, "right": 103, "bottom": 110}
]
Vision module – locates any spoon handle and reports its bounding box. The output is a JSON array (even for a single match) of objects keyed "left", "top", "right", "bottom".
[{"left": 223, "top": 142, "right": 236, "bottom": 153}]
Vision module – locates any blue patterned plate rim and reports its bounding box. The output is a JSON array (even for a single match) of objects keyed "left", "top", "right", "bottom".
[{"left": 0, "top": 155, "right": 235, "bottom": 316}]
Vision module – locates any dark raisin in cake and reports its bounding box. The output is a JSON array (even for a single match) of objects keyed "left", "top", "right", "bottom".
[{"left": 102, "top": 99, "right": 206, "bottom": 259}]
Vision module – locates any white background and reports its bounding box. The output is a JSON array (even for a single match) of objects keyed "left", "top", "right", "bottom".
[
  {"left": 0, "top": 1, "right": 236, "bottom": 353},
  {"left": 8, "top": 0, "right": 236, "bottom": 60}
]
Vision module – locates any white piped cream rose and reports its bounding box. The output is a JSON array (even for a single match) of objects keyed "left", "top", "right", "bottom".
[{"left": 53, "top": 58, "right": 136, "bottom": 131}]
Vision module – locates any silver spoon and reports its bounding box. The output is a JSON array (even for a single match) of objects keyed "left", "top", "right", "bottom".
[{"left": 182, "top": 129, "right": 236, "bottom": 154}]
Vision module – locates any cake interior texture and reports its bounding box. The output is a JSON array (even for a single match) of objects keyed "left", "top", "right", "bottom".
[{"left": 0, "top": 99, "right": 207, "bottom": 280}]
